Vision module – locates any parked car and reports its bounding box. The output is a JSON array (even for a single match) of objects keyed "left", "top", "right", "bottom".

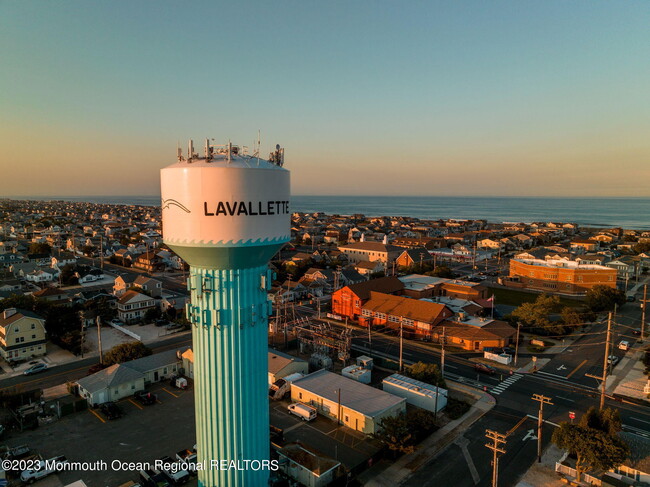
[
  {"left": 20, "top": 456, "right": 67, "bottom": 483},
  {"left": 626, "top": 295, "right": 636, "bottom": 302},
  {"left": 109, "top": 318, "right": 125, "bottom": 326},
  {"left": 157, "top": 455, "right": 190, "bottom": 485},
  {"left": 155, "top": 319, "right": 168, "bottom": 327},
  {"left": 134, "top": 390, "right": 157, "bottom": 406},
  {"left": 474, "top": 363, "right": 497, "bottom": 375},
  {"left": 607, "top": 355, "right": 620, "bottom": 367},
  {"left": 618, "top": 340, "right": 630, "bottom": 351},
  {"left": 100, "top": 402, "right": 122, "bottom": 420},
  {"left": 632, "top": 328, "right": 642, "bottom": 336},
  {"left": 23, "top": 363, "right": 48, "bottom": 375}
]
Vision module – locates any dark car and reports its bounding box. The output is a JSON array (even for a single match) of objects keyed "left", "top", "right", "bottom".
[
  {"left": 501, "top": 347, "right": 516, "bottom": 356},
  {"left": 626, "top": 295, "right": 636, "bottom": 302},
  {"left": 474, "top": 363, "right": 497, "bottom": 375},
  {"left": 632, "top": 328, "right": 642, "bottom": 336},
  {"left": 100, "top": 402, "right": 122, "bottom": 420},
  {"left": 134, "top": 390, "right": 157, "bottom": 406},
  {"left": 154, "top": 319, "right": 168, "bottom": 327}
]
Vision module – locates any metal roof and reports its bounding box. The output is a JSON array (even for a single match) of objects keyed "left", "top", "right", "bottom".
[{"left": 292, "top": 370, "right": 405, "bottom": 417}]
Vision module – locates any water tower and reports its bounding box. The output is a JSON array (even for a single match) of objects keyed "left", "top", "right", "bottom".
[{"left": 161, "top": 139, "right": 290, "bottom": 487}]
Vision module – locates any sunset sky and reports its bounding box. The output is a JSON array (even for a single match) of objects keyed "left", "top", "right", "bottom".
[{"left": 1, "top": 1, "right": 649, "bottom": 197}]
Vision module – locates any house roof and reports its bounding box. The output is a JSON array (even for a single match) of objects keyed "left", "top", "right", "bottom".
[
  {"left": 292, "top": 369, "right": 405, "bottom": 417},
  {"left": 77, "top": 348, "right": 186, "bottom": 394},
  {"left": 33, "top": 287, "right": 68, "bottom": 298},
  {"left": 117, "top": 290, "right": 151, "bottom": 305},
  {"left": 76, "top": 364, "right": 143, "bottom": 394},
  {"left": 268, "top": 349, "right": 306, "bottom": 375},
  {"left": 344, "top": 276, "right": 404, "bottom": 300},
  {"left": 364, "top": 292, "right": 450, "bottom": 325},
  {"left": 0, "top": 308, "right": 45, "bottom": 327}
]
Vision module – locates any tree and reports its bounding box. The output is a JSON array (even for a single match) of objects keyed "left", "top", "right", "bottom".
[
  {"left": 28, "top": 242, "right": 51, "bottom": 255},
  {"left": 560, "top": 307, "right": 582, "bottom": 327},
  {"left": 407, "top": 362, "right": 446, "bottom": 388},
  {"left": 144, "top": 307, "right": 162, "bottom": 322},
  {"left": 579, "top": 407, "right": 622, "bottom": 436},
  {"left": 585, "top": 285, "right": 626, "bottom": 313},
  {"left": 426, "top": 266, "right": 453, "bottom": 278},
  {"left": 103, "top": 342, "right": 152, "bottom": 366},
  {"left": 552, "top": 423, "right": 628, "bottom": 482},
  {"left": 511, "top": 294, "right": 564, "bottom": 335},
  {"left": 633, "top": 242, "right": 650, "bottom": 254},
  {"left": 60, "top": 264, "right": 78, "bottom": 286},
  {"left": 371, "top": 413, "right": 415, "bottom": 455}
]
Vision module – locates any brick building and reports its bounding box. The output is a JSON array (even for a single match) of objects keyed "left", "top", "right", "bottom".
[
  {"left": 359, "top": 291, "right": 452, "bottom": 340},
  {"left": 508, "top": 258, "right": 617, "bottom": 295},
  {"left": 331, "top": 277, "right": 404, "bottom": 321}
]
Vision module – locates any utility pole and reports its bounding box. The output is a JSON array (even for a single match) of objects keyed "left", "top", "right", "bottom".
[
  {"left": 485, "top": 429, "right": 507, "bottom": 487},
  {"left": 642, "top": 284, "right": 647, "bottom": 341},
  {"left": 100, "top": 235, "right": 104, "bottom": 270},
  {"left": 79, "top": 312, "right": 85, "bottom": 359},
  {"left": 337, "top": 388, "right": 342, "bottom": 425},
  {"left": 531, "top": 394, "right": 553, "bottom": 463},
  {"left": 399, "top": 321, "right": 404, "bottom": 372},
  {"left": 514, "top": 322, "right": 521, "bottom": 366},
  {"left": 586, "top": 312, "right": 614, "bottom": 410},
  {"left": 440, "top": 326, "right": 446, "bottom": 375},
  {"left": 96, "top": 316, "right": 103, "bottom": 365}
]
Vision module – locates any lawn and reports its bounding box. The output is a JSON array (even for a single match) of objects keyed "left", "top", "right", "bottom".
[{"left": 489, "top": 286, "right": 585, "bottom": 308}]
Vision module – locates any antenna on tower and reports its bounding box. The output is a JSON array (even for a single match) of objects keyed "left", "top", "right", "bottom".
[
  {"left": 188, "top": 139, "right": 194, "bottom": 162},
  {"left": 205, "top": 138, "right": 212, "bottom": 161},
  {"left": 227, "top": 140, "right": 232, "bottom": 163},
  {"left": 177, "top": 142, "right": 184, "bottom": 162}
]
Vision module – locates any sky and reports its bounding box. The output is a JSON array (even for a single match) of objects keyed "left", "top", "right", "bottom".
[{"left": 1, "top": 1, "right": 649, "bottom": 198}]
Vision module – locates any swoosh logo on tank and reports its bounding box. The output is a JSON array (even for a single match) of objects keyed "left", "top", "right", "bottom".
[{"left": 162, "top": 199, "right": 191, "bottom": 213}]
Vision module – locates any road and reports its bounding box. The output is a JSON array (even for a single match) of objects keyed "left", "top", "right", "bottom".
[
  {"left": 0, "top": 334, "right": 192, "bottom": 392},
  {"left": 310, "top": 307, "right": 649, "bottom": 486}
]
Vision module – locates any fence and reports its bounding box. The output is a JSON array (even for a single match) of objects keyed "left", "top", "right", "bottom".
[
  {"left": 555, "top": 462, "right": 602, "bottom": 486},
  {"left": 109, "top": 322, "right": 141, "bottom": 341}
]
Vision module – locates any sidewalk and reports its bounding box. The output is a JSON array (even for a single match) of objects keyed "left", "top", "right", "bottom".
[
  {"left": 607, "top": 345, "right": 648, "bottom": 400},
  {"left": 358, "top": 382, "right": 496, "bottom": 486}
]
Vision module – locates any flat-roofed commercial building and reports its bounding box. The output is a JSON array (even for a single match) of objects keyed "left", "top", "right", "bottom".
[
  {"left": 290, "top": 370, "right": 406, "bottom": 434},
  {"left": 508, "top": 258, "right": 617, "bottom": 295}
]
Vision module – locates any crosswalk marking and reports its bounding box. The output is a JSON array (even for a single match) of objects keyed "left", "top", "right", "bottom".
[{"left": 490, "top": 373, "right": 523, "bottom": 395}]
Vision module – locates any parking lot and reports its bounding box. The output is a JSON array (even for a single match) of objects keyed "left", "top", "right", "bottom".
[
  {"left": 4, "top": 382, "right": 198, "bottom": 487},
  {"left": 4, "top": 384, "right": 381, "bottom": 486},
  {"left": 270, "top": 399, "right": 381, "bottom": 471}
]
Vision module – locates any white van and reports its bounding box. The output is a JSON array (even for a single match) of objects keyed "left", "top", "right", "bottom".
[
  {"left": 288, "top": 403, "right": 317, "bottom": 421},
  {"left": 618, "top": 340, "right": 630, "bottom": 351}
]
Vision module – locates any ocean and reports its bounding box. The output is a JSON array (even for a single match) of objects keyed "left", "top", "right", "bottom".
[{"left": 12, "top": 195, "right": 650, "bottom": 229}]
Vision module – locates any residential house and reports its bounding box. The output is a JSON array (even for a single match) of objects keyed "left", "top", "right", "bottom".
[
  {"left": 76, "top": 349, "right": 182, "bottom": 406},
  {"left": 117, "top": 290, "right": 157, "bottom": 323},
  {"left": 0, "top": 308, "right": 47, "bottom": 362},
  {"left": 133, "top": 276, "right": 162, "bottom": 298},
  {"left": 268, "top": 349, "right": 309, "bottom": 386},
  {"left": 395, "top": 248, "right": 434, "bottom": 268},
  {"left": 113, "top": 275, "right": 133, "bottom": 297},
  {"left": 132, "top": 252, "right": 162, "bottom": 272}
]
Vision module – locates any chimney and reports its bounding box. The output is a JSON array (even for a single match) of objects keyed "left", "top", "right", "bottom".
[
  {"left": 3, "top": 308, "right": 17, "bottom": 320},
  {"left": 383, "top": 235, "right": 388, "bottom": 245},
  {"left": 360, "top": 233, "right": 366, "bottom": 242}
]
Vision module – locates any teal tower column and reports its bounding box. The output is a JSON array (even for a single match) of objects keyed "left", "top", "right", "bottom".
[{"left": 161, "top": 140, "right": 290, "bottom": 487}]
